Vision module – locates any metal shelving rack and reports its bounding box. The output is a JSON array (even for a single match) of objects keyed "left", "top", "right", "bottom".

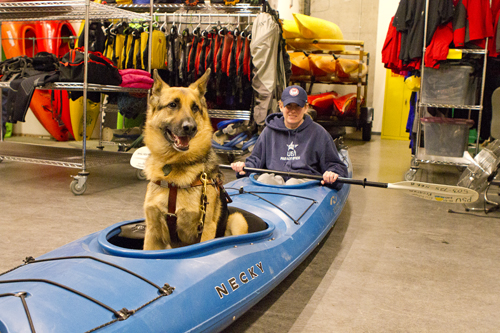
[
  {"left": 0, "top": 0, "right": 150, "bottom": 194},
  {"left": 286, "top": 38, "right": 373, "bottom": 141},
  {"left": 405, "top": 0, "right": 488, "bottom": 181},
  {"left": 0, "top": 1, "right": 262, "bottom": 193}
]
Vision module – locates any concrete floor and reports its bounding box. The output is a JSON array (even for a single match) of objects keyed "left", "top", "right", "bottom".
[{"left": 1, "top": 133, "right": 500, "bottom": 332}]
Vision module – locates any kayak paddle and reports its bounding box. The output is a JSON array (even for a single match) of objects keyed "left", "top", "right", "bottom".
[
  {"left": 130, "top": 147, "right": 479, "bottom": 203},
  {"left": 218, "top": 165, "right": 479, "bottom": 204}
]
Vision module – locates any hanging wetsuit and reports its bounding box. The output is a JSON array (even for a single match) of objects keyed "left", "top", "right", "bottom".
[
  {"left": 197, "top": 31, "right": 209, "bottom": 78},
  {"left": 236, "top": 34, "right": 246, "bottom": 108},
  {"left": 178, "top": 29, "right": 191, "bottom": 87},
  {"left": 209, "top": 32, "right": 222, "bottom": 97},
  {"left": 226, "top": 30, "right": 239, "bottom": 108},
  {"left": 187, "top": 28, "right": 201, "bottom": 85},
  {"left": 193, "top": 32, "right": 205, "bottom": 81},
  {"left": 216, "top": 29, "right": 232, "bottom": 108},
  {"left": 167, "top": 27, "right": 179, "bottom": 87},
  {"left": 126, "top": 27, "right": 142, "bottom": 69},
  {"left": 121, "top": 26, "right": 133, "bottom": 69},
  {"left": 77, "top": 22, "right": 106, "bottom": 53},
  {"left": 137, "top": 30, "right": 149, "bottom": 71},
  {"left": 242, "top": 35, "right": 253, "bottom": 109},
  {"left": 205, "top": 30, "right": 216, "bottom": 106},
  {"left": 104, "top": 25, "right": 115, "bottom": 64},
  {"left": 111, "top": 25, "right": 126, "bottom": 69}
]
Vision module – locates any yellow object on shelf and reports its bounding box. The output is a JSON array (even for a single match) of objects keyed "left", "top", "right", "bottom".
[
  {"left": 282, "top": 19, "right": 301, "bottom": 39},
  {"left": 70, "top": 97, "right": 101, "bottom": 141},
  {"left": 404, "top": 75, "right": 421, "bottom": 91},
  {"left": 447, "top": 49, "right": 463, "bottom": 60},
  {"left": 292, "top": 13, "right": 345, "bottom": 52}
]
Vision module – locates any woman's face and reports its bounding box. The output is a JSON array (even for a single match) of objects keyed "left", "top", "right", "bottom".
[{"left": 279, "top": 101, "right": 308, "bottom": 129}]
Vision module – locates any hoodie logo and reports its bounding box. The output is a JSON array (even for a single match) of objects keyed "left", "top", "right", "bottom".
[{"left": 281, "top": 141, "right": 300, "bottom": 161}]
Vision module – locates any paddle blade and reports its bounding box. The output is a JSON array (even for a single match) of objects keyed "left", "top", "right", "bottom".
[
  {"left": 130, "top": 146, "right": 151, "bottom": 170},
  {"left": 388, "top": 181, "right": 479, "bottom": 203}
]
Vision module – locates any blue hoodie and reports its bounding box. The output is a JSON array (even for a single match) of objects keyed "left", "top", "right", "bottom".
[{"left": 243, "top": 113, "right": 348, "bottom": 189}]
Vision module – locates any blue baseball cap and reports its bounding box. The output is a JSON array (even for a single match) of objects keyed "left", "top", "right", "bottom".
[{"left": 281, "top": 85, "right": 308, "bottom": 107}]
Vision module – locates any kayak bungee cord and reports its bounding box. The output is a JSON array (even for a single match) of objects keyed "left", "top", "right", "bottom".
[
  {"left": 22, "top": 256, "right": 172, "bottom": 294},
  {"left": 0, "top": 256, "right": 176, "bottom": 333},
  {"left": 0, "top": 292, "right": 34, "bottom": 333}
]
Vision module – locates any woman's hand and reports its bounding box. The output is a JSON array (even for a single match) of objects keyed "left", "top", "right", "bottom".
[
  {"left": 231, "top": 161, "right": 246, "bottom": 175},
  {"left": 322, "top": 171, "right": 339, "bottom": 185}
]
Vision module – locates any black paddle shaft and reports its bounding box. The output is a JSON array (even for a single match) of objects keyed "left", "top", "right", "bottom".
[{"left": 219, "top": 165, "right": 388, "bottom": 188}]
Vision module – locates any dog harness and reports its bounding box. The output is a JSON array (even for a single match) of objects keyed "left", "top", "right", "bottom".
[{"left": 153, "top": 172, "right": 232, "bottom": 244}]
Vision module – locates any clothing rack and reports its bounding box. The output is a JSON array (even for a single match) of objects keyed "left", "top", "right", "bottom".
[
  {"left": 152, "top": 9, "right": 260, "bottom": 162},
  {"left": 154, "top": 12, "right": 257, "bottom": 29},
  {"left": 404, "top": 0, "right": 489, "bottom": 181}
]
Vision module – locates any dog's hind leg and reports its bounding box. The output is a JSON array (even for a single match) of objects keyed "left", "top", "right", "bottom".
[{"left": 225, "top": 212, "right": 248, "bottom": 236}]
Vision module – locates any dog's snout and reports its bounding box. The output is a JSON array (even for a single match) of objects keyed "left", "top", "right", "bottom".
[{"left": 182, "top": 118, "right": 197, "bottom": 137}]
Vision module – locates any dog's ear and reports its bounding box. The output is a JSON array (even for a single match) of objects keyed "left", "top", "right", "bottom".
[
  {"left": 150, "top": 69, "right": 169, "bottom": 109},
  {"left": 152, "top": 69, "right": 169, "bottom": 96},
  {"left": 189, "top": 68, "right": 211, "bottom": 97}
]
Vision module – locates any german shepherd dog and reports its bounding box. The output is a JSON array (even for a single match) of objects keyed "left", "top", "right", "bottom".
[{"left": 143, "top": 69, "right": 248, "bottom": 250}]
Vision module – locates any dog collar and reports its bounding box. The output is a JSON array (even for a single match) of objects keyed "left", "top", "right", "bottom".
[{"left": 153, "top": 179, "right": 206, "bottom": 188}]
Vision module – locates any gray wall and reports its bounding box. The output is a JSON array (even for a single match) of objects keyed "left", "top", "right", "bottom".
[{"left": 309, "top": 0, "right": 380, "bottom": 108}]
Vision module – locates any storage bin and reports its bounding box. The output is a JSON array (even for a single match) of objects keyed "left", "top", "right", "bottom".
[
  {"left": 421, "top": 117, "right": 474, "bottom": 157},
  {"left": 421, "top": 65, "right": 476, "bottom": 105}
]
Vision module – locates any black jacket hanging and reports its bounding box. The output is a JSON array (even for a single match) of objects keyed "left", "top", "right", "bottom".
[
  {"left": 179, "top": 29, "right": 191, "bottom": 87},
  {"left": 167, "top": 29, "right": 179, "bottom": 87},
  {"left": 197, "top": 32, "right": 209, "bottom": 78},
  {"left": 236, "top": 34, "right": 246, "bottom": 106},
  {"left": 187, "top": 29, "right": 200, "bottom": 85},
  {"left": 226, "top": 31, "right": 238, "bottom": 108}
]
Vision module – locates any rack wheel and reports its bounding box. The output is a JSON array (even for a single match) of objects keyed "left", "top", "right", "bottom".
[
  {"left": 136, "top": 169, "right": 147, "bottom": 181},
  {"left": 227, "top": 154, "right": 235, "bottom": 163},
  {"left": 70, "top": 179, "right": 87, "bottom": 195},
  {"left": 404, "top": 168, "right": 417, "bottom": 181},
  {"left": 0, "top": 158, "right": 3, "bottom": 163},
  {"left": 362, "top": 122, "right": 372, "bottom": 141}
]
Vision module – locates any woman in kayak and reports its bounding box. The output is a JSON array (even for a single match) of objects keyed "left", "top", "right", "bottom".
[{"left": 231, "top": 85, "right": 348, "bottom": 189}]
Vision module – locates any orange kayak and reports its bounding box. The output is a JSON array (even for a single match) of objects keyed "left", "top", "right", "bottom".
[
  {"left": 1, "top": 22, "right": 39, "bottom": 58},
  {"left": 289, "top": 51, "right": 311, "bottom": 75}
]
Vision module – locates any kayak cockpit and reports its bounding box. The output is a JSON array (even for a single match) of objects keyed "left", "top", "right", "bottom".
[{"left": 97, "top": 207, "right": 274, "bottom": 259}]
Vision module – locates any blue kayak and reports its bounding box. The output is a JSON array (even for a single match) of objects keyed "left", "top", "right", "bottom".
[{"left": 0, "top": 151, "right": 351, "bottom": 333}]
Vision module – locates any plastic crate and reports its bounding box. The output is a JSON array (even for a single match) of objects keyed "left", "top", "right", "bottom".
[
  {"left": 421, "top": 117, "right": 474, "bottom": 157},
  {"left": 421, "top": 65, "right": 476, "bottom": 105}
]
